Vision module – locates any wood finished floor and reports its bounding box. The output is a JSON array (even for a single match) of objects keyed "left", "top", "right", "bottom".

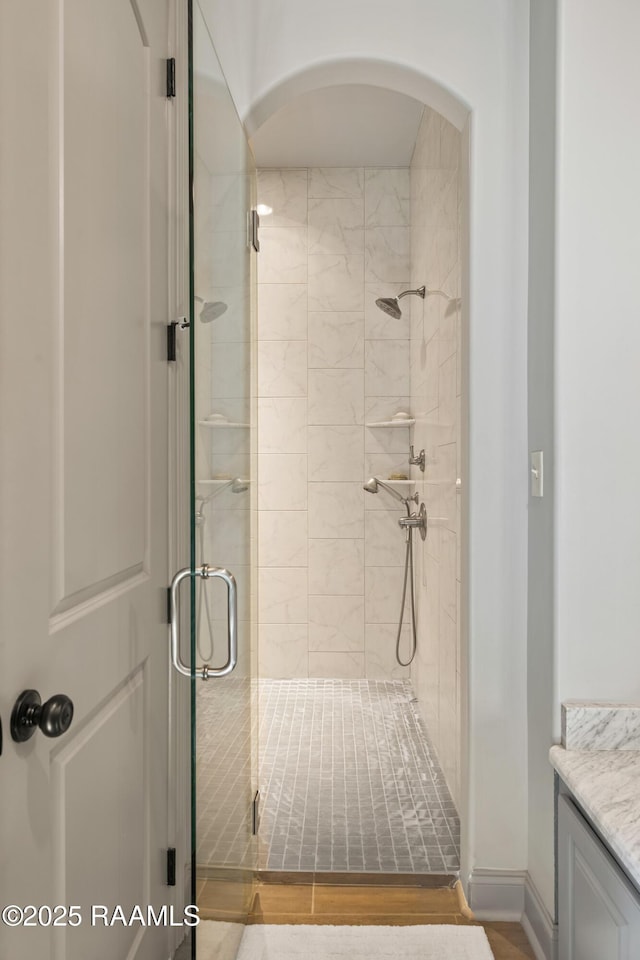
[{"left": 197, "top": 878, "right": 536, "bottom": 960}]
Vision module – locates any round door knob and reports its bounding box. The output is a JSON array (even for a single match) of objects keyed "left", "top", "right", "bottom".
[{"left": 10, "top": 690, "right": 74, "bottom": 743}]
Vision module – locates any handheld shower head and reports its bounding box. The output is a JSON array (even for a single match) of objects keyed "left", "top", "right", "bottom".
[
  {"left": 197, "top": 476, "right": 249, "bottom": 507},
  {"left": 229, "top": 477, "right": 249, "bottom": 494},
  {"left": 375, "top": 286, "right": 425, "bottom": 319},
  {"left": 363, "top": 477, "right": 385, "bottom": 496},
  {"left": 363, "top": 477, "right": 416, "bottom": 507}
]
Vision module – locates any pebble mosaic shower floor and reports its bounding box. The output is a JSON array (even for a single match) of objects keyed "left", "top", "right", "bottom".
[{"left": 196, "top": 679, "right": 460, "bottom": 875}]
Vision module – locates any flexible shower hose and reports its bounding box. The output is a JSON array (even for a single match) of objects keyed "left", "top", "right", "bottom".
[
  {"left": 396, "top": 526, "right": 418, "bottom": 666},
  {"left": 197, "top": 513, "right": 215, "bottom": 663}
]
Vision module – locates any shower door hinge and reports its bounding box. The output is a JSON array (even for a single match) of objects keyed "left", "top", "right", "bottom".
[
  {"left": 166, "top": 847, "right": 176, "bottom": 886},
  {"left": 167, "top": 322, "right": 178, "bottom": 362},
  {"left": 166, "top": 58, "right": 176, "bottom": 98},
  {"left": 167, "top": 318, "right": 188, "bottom": 362},
  {"left": 251, "top": 790, "right": 260, "bottom": 836}
]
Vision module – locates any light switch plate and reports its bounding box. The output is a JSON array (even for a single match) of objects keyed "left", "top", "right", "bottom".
[{"left": 531, "top": 450, "right": 544, "bottom": 497}]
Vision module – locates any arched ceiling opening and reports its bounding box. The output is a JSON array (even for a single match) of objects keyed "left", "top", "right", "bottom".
[
  {"left": 250, "top": 84, "right": 425, "bottom": 168},
  {"left": 245, "top": 58, "right": 469, "bottom": 138},
  {"left": 247, "top": 58, "right": 469, "bottom": 168}
]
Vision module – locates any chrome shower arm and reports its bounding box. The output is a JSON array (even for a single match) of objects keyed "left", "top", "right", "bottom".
[{"left": 397, "top": 286, "right": 426, "bottom": 301}]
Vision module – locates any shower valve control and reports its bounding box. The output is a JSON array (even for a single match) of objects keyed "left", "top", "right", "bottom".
[
  {"left": 398, "top": 503, "right": 428, "bottom": 541},
  {"left": 409, "top": 445, "right": 426, "bottom": 472}
]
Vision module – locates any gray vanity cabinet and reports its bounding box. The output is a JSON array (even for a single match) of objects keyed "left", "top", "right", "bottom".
[{"left": 558, "top": 794, "right": 640, "bottom": 959}]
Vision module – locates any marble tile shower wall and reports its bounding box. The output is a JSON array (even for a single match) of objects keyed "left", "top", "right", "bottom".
[
  {"left": 409, "top": 108, "right": 463, "bottom": 805},
  {"left": 257, "top": 167, "right": 415, "bottom": 681}
]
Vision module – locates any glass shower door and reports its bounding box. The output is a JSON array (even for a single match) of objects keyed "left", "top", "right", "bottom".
[{"left": 189, "top": 1, "right": 258, "bottom": 950}]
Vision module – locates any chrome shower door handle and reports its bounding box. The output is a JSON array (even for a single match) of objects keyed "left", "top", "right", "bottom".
[
  {"left": 169, "top": 564, "right": 238, "bottom": 680},
  {"left": 200, "top": 564, "right": 238, "bottom": 679}
]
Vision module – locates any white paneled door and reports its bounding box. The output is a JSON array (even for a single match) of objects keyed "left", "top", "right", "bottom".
[{"left": 0, "top": 1, "right": 177, "bottom": 958}]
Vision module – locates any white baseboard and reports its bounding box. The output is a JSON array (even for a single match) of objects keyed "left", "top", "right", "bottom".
[
  {"left": 468, "top": 869, "right": 526, "bottom": 921},
  {"left": 468, "top": 870, "right": 557, "bottom": 960},
  {"left": 522, "top": 875, "right": 557, "bottom": 960}
]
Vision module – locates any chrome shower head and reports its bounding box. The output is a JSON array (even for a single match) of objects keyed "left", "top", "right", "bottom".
[
  {"left": 374, "top": 285, "right": 425, "bottom": 319},
  {"left": 195, "top": 295, "right": 228, "bottom": 323},
  {"left": 200, "top": 300, "right": 228, "bottom": 323},
  {"left": 375, "top": 297, "right": 403, "bottom": 319}
]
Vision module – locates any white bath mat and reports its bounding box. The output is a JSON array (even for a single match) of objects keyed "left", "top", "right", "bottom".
[
  {"left": 196, "top": 920, "right": 244, "bottom": 960},
  {"left": 236, "top": 924, "right": 494, "bottom": 959}
]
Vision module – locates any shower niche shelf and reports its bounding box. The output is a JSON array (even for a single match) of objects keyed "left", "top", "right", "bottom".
[
  {"left": 373, "top": 476, "right": 415, "bottom": 486},
  {"left": 198, "top": 419, "right": 249, "bottom": 429},
  {"left": 365, "top": 418, "right": 415, "bottom": 428}
]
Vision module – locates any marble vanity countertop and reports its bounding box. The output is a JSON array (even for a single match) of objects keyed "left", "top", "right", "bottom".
[{"left": 550, "top": 745, "right": 640, "bottom": 891}]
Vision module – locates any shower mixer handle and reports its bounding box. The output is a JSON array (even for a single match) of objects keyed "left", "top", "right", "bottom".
[
  {"left": 409, "top": 445, "right": 426, "bottom": 472},
  {"left": 398, "top": 503, "right": 428, "bottom": 541}
]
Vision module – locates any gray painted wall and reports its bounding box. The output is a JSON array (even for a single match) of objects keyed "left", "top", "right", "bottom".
[{"left": 528, "top": 0, "right": 557, "bottom": 921}]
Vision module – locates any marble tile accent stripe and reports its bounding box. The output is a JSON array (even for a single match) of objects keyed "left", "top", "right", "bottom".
[{"left": 562, "top": 700, "right": 640, "bottom": 750}]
